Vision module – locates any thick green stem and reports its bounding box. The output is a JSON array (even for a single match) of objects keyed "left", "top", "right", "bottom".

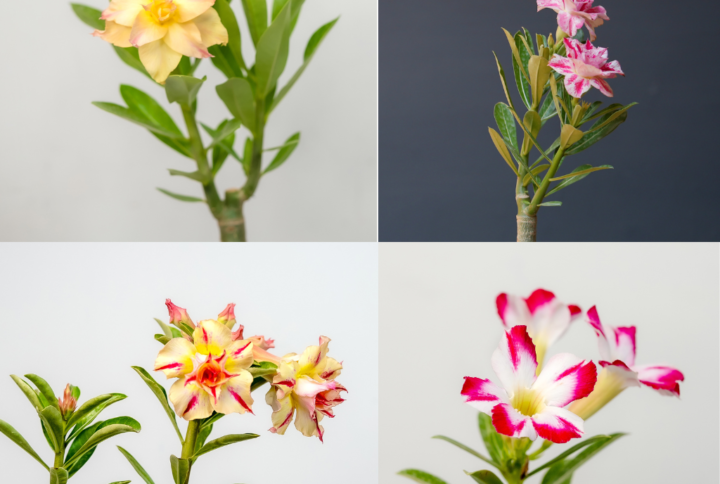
[
  {"left": 219, "top": 189, "right": 246, "bottom": 242},
  {"left": 526, "top": 146, "right": 566, "bottom": 216},
  {"left": 180, "top": 420, "right": 201, "bottom": 484},
  {"left": 53, "top": 446, "right": 64, "bottom": 468},
  {"left": 241, "top": 98, "right": 266, "bottom": 201}
]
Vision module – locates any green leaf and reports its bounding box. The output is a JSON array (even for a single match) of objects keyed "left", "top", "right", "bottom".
[
  {"left": 70, "top": 386, "right": 81, "bottom": 402},
  {"left": 247, "top": 367, "right": 278, "bottom": 378},
  {"left": 270, "top": 17, "right": 339, "bottom": 112},
  {"left": 117, "top": 446, "right": 156, "bottom": 484},
  {"left": 0, "top": 419, "right": 48, "bottom": 469},
  {"left": 521, "top": 110, "right": 542, "bottom": 156},
  {"left": 492, "top": 53, "right": 515, "bottom": 113},
  {"left": 71, "top": 4, "right": 103, "bottom": 30},
  {"left": 66, "top": 417, "right": 141, "bottom": 476},
  {"left": 431, "top": 435, "right": 497, "bottom": 468},
  {"left": 170, "top": 455, "right": 191, "bottom": 484},
  {"left": 539, "top": 434, "right": 626, "bottom": 484},
  {"left": 38, "top": 407, "right": 65, "bottom": 453},
  {"left": 255, "top": 2, "right": 292, "bottom": 97},
  {"left": 466, "top": 470, "right": 504, "bottom": 484},
  {"left": 50, "top": 468, "right": 69, "bottom": 484},
  {"left": 195, "top": 424, "right": 213, "bottom": 454},
  {"left": 213, "top": 0, "right": 246, "bottom": 72},
  {"left": 207, "top": 119, "right": 243, "bottom": 150},
  {"left": 583, "top": 103, "right": 637, "bottom": 135},
  {"left": 66, "top": 422, "right": 103, "bottom": 469},
  {"left": 93, "top": 103, "right": 184, "bottom": 139},
  {"left": 10, "top": 375, "right": 44, "bottom": 411},
  {"left": 493, "top": 102, "right": 519, "bottom": 158},
  {"left": 264, "top": 132, "right": 300, "bottom": 174},
  {"left": 154, "top": 318, "right": 173, "bottom": 339},
  {"left": 241, "top": 0, "right": 268, "bottom": 46},
  {"left": 539, "top": 201, "right": 562, "bottom": 207},
  {"left": 397, "top": 469, "right": 448, "bottom": 484},
  {"left": 478, "top": 413, "right": 506, "bottom": 466},
  {"left": 539, "top": 91, "right": 557, "bottom": 126},
  {"left": 272, "top": 0, "right": 304, "bottom": 31},
  {"left": 168, "top": 169, "right": 207, "bottom": 183},
  {"left": 201, "top": 122, "right": 242, "bottom": 173},
  {"left": 251, "top": 376, "right": 270, "bottom": 391},
  {"left": 121, "top": 85, "right": 183, "bottom": 137},
  {"left": 488, "top": 128, "right": 518, "bottom": 176},
  {"left": 193, "top": 433, "right": 259, "bottom": 459},
  {"left": 154, "top": 334, "right": 171, "bottom": 344},
  {"left": 550, "top": 165, "right": 612, "bottom": 181},
  {"left": 131, "top": 367, "right": 183, "bottom": 444},
  {"left": 157, "top": 188, "right": 205, "bottom": 203},
  {"left": 511, "top": 31, "right": 532, "bottom": 109},
  {"left": 546, "top": 164, "right": 590, "bottom": 196},
  {"left": 527, "top": 434, "right": 620, "bottom": 479},
  {"left": 113, "top": 46, "right": 153, "bottom": 80},
  {"left": 200, "top": 412, "right": 225, "bottom": 430},
  {"left": 165, "top": 76, "right": 205, "bottom": 107},
  {"left": 67, "top": 393, "right": 127, "bottom": 439},
  {"left": 64, "top": 424, "right": 140, "bottom": 468},
  {"left": 242, "top": 137, "right": 253, "bottom": 176},
  {"left": 109, "top": 481, "right": 132, "bottom": 484},
  {"left": 216, "top": 78, "right": 257, "bottom": 133}
]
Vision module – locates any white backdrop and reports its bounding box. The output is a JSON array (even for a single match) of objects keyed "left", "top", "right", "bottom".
[
  {"left": 379, "top": 243, "right": 719, "bottom": 483},
  {"left": 0, "top": 243, "right": 378, "bottom": 483},
  {"left": 0, "top": 0, "right": 377, "bottom": 241}
]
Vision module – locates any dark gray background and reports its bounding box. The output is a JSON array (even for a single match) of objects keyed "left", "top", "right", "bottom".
[{"left": 379, "top": 0, "right": 720, "bottom": 241}]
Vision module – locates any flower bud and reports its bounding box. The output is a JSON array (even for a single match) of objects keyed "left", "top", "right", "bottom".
[
  {"left": 58, "top": 384, "right": 77, "bottom": 419},
  {"left": 165, "top": 299, "right": 195, "bottom": 329},
  {"left": 217, "top": 303, "right": 237, "bottom": 329}
]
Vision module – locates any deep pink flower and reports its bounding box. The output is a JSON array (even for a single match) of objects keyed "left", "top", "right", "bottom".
[
  {"left": 537, "top": 0, "right": 609, "bottom": 41},
  {"left": 461, "top": 326, "right": 597, "bottom": 444},
  {"left": 548, "top": 38, "right": 624, "bottom": 98}
]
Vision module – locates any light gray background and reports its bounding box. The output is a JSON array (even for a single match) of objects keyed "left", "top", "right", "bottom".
[
  {"left": 379, "top": 243, "right": 719, "bottom": 483},
  {"left": 0, "top": 243, "right": 378, "bottom": 483},
  {"left": 0, "top": 0, "right": 377, "bottom": 241}
]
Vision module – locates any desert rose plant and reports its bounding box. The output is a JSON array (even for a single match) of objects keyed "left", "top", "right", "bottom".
[
  {"left": 486, "top": 0, "right": 636, "bottom": 241},
  {"left": 71, "top": 0, "right": 339, "bottom": 241},
  {"left": 399, "top": 289, "right": 684, "bottom": 484},
  {"left": 0, "top": 375, "right": 140, "bottom": 484},
  {"left": 116, "top": 300, "right": 346, "bottom": 484}
]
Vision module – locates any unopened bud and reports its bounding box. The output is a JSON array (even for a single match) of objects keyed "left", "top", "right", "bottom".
[
  {"left": 217, "top": 303, "right": 237, "bottom": 329},
  {"left": 58, "top": 384, "right": 77, "bottom": 419},
  {"left": 165, "top": 299, "right": 195, "bottom": 329}
]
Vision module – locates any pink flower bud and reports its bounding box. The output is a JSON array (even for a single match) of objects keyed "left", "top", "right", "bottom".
[
  {"left": 165, "top": 299, "right": 194, "bottom": 328},
  {"left": 217, "top": 303, "right": 237, "bottom": 328},
  {"left": 58, "top": 384, "right": 77, "bottom": 419}
]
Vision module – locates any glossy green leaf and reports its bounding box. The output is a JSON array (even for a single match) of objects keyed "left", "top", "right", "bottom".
[
  {"left": 67, "top": 393, "right": 127, "bottom": 439},
  {"left": 272, "top": 0, "right": 305, "bottom": 32},
  {"left": 207, "top": 119, "right": 242, "bottom": 149},
  {"left": 165, "top": 76, "right": 205, "bottom": 107},
  {"left": 70, "top": 4, "right": 103, "bottom": 30},
  {"left": 216, "top": 78, "right": 257, "bottom": 133},
  {"left": 511, "top": 31, "right": 532, "bottom": 109},
  {"left": 38, "top": 407, "right": 65, "bottom": 453},
  {"left": 466, "top": 470, "right": 504, "bottom": 484},
  {"left": 170, "top": 455, "right": 190, "bottom": 484},
  {"left": 113, "top": 46, "right": 152, "bottom": 80},
  {"left": 168, "top": 169, "right": 207, "bottom": 183},
  {"left": 270, "top": 17, "right": 339, "bottom": 112},
  {"left": 521, "top": 110, "right": 542, "bottom": 155},
  {"left": 493, "top": 103, "right": 518, "bottom": 157},
  {"left": 65, "top": 424, "right": 139, "bottom": 468},
  {"left": 0, "top": 419, "right": 48, "bottom": 469},
  {"left": 156, "top": 188, "right": 205, "bottom": 203},
  {"left": 201, "top": 122, "right": 242, "bottom": 172},
  {"left": 200, "top": 412, "right": 225, "bottom": 430},
  {"left": 539, "top": 201, "right": 562, "bottom": 207},
  {"left": 66, "top": 417, "right": 140, "bottom": 477},
  {"left": 477, "top": 413, "right": 505, "bottom": 466},
  {"left": 264, "top": 132, "right": 300, "bottom": 174},
  {"left": 154, "top": 334, "right": 170, "bottom": 344},
  {"left": 398, "top": 469, "right": 448, "bottom": 484},
  {"left": 546, "top": 164, "right": 590, "bottom": 196},
  {"left": 492, "top": 53, "right": 515, "bottom": 112},
  {"left": 211, "top": 0, "right": 246, "bottom": 74},
  {"left": 118, "top": 445, "right": 156, "bottom": 484},
  {"left": 255, "top": 2, "right": 292, "bottom": 96},
  {"left": 131, "top": 367, "right": 183, "bottom": 444},
  {"left": 431, "top": 435, "right": 497, "bottom": 468},
  {"left": 241, "top": 0, "right": 268, "bottom": 46},
  {"left": 50, "top": 468, "right": 69, "bottom": 484},
  {"left": 584, "top": 103, "right": 637, "bottom": 135},
  {"left": 93, "top": 103, "right": 184, "bottom": 139},
  {"left": 488, "top": 128, "right": 518, "bottom": 176},
  {"left": 10, "top": 375, "right": 44, "bottom": 411},
  {"left": 540, "top": 434, "right": 626, "bottom": 484},
  {"left": 195, "top": 423, "right": 213, "bottom": 454},
  {"left": 154, "top": 318, "right": 173, "bottom": 339},
  {"left": 121, "top": 85, "right": 183, "bottom": 137},
  {"left": 193, "top": 433, "right": 259, "bottom": 459},
  {"left": 539, "top": 92, "right": 557, "bottom": 126},
  {"left": 550, "top": 165, "right": 612, "bottom": 182},
  {"left": 70, "top": 386, "right": 81, "bottom": 402}
]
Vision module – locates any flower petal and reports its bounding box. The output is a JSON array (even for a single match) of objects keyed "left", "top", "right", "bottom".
[
  {"left": 139, "top": 40, "right": 183, "bottom": 83},
  {"left": 164, "top": 21, "right": 211, "bottom": 58},
  {"left": 169, "top": 378, "right": 213, "bottom": 420},
  {"left": 526, "top": 289, "right": 573, "bottom": 348},
  {"left": 293, "top": 393, "right": 323, "bottom": 440},
  {"left": 101, "top": 0, "right": 145, "bottom": 27},
  {"left": 298, "top": 336, "right": 331, "bottom": 375},
  {"left": 612, "top": 327, "right": 636, "bottom": 366},
  {"left": 193, "top": 319, "right": 232, "bottom": 356},
  {"left": 491, "top": 326, "right": 538, "bottom": 394},
  {"left": 496, "top": 293, "right": 531, "bottom": 328},
  {"left": 319, "top": 357, "right": 343, "bottom": 380},
  {"left": 533, "top": 353, "right": 597, "bottom": 407},
  {"left": 491, "top": 403, "right": 537, "bottom": 440},
  {"left": 589, "top": 78, "right": 613, "bottom": 97},
  {"left": 224, "top": 340, "right": 254, "bottom": 374},
  {"left": 563, "top": 38, "right": 584, "bottom": 60},
  {"left": 586, "top": 306, "right": 613, "bottom": 360},
  {"left": 537, "top": 0, "right": 564, "bottom": 11},
  {"left": 600, "top": 60, "right": 624, "bottom": 77},
  {"left": 93, "top": 20, "right": 132, "bottom": 48},
  {"left": 564, "top": 74, "right": 592, "bottom": 98},
  {"left": 531, "top": 406, "right": 583, "bottom": 443},
  {"left": 548, "top": 55, "right": 575, "bottom": 76},
  {"left": 557, "top": 11, "right": 584, "bottom": 37},
  {"left": 214, "top": 372, "right": 254, "bottom": 414},
  {"left": 173, "top": 0, "right": 215, "bottom": 23},
  {"left": 461, "top": 377, "right": 508, "bottom": 414},
  {"left": 634, "top": 365, "right": 684, "bottom": 397},
  {"left": 266, "top": 386, "right": 295, "bottom": 434},
  {"left": 154, "top": 338, "right": 197, "bottom": 378},
  {"left": 129, "top": 10, "right": 168, "bottom": 47},
  {"left": 193, "top": 7, "right": 229, "bottom": 47}
]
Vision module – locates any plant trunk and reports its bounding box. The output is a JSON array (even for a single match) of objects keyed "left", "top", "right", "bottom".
[
  {"left": 516, "top": 215, "right": 537, "bottom": 242},
  {"left": 218, "top": 189, "right": 246, "bottom": 242}
]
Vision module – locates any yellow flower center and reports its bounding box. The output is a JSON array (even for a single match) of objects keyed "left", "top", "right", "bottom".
[
  {"left": 510, "top": 387, "right": 546, "bottom": 417},
  {"left": 144, "top": 0, "right": 177, "bottom": 25}
]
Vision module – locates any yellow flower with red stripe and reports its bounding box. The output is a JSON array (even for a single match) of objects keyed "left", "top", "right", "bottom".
[
  {"left": 155, "top": 319, "right": 255, "bottom": 420},
  {"left": 92, "top": 0, "right": 228, "bottom": 83},
  {"left": 266, "top": 336, "right": 346, "bottom": 442}
]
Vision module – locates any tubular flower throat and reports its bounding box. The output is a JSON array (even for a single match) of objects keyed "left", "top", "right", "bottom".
[
  {"left": 537, "top": 0, "right": 609, "bottom": 41},
  {"left": 496, "top": 289, "right": 581, "bottom": 370},
  {"left": 92, "top": 0, "right": 229, "bottom": 83},
  {"left": 155, "top": 318, "right": 255, "bottom": 420},
  {"left": 548, "top": 38, "right": 624, "bottom": 98},
  {"left": 569, "top": 306, "right": 685, "bottom": 420},
  {"left": 266, "top": 336, "right": 346, "bottom": 442},
  {"left": 462, "top": 325, "right": 597, "bottom": 444}
]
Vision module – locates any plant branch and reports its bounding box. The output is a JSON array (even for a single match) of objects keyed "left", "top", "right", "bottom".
[{"left": 525, "top": 146, "right": 566, "bottom": 216}]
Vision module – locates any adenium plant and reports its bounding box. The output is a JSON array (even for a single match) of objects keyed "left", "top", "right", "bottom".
[
  {"left": 71, "top": 0, "right": 339, "bottom": 242},
  {"left": 399, "top": 289, "right": 683, "bottom": 484},
  {"left": 486, "top": 0, "right": 636, "bottom": 242}
]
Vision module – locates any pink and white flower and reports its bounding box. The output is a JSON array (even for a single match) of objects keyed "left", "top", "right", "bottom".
[
  {"left": 497, "top": 289, "right": 581, "bottom": 367},
  {"left": 537, "top": 0, "right": 609, "bottom": 41},
  {"left": 548, "top": 38, "right": 624, "bottom": 98},
  {"left": 462, "top": 326, "right": 596, "bottom": 444},
  {"left": 568, "top": 306, "right": 685, "bottom": 419}
]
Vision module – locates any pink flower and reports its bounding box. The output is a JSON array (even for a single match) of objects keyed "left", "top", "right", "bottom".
[
  {"left": 497, "top": 289, "right": 581, "bottom": 367},
  {"left": 537, "top": 0, "right": 609, "bottom": 41},
  {"left": 548, "top": 38, "right": 624, "bottom": 98},
  {"left": 461, "top": 326, "right": 597, "bottom": 444},
  {"left": 569, "top": 307, "right": 685, "bottom": 419}
]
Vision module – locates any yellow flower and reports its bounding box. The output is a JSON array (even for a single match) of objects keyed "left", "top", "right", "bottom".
[
  {"left": 154, "top": 319, "right": 254, "bottom": 420},
  {"left": 92, "top": 0, "right": 228, "bottom": 83}
]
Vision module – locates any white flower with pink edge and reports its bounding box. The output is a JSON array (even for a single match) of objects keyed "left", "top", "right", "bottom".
[{"left": 548, "top": 38, "right": 624, "bottom": 98}]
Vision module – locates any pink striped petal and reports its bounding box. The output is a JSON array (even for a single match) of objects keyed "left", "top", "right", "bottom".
[
  {"left": 586, "top": 306, "right": 612, "bottom": 361},
  {"left": 213, "top": 372, "right": 254, "bottom": 415},
  {"left": 526, "top": 289, "right": 574, "bottom": 348},
  {"left": 537, "top": 0, "right": 565, "bottom": 11},
  {"left": 531, "top": 406, "right": 583, "bottom": 443},
  {"left": 589, "top": 78, "right": 614, "bottom": 97},
  {"left": 563, "top": 38, "right": 584, "bottom": 60},
  {"left": 548, "top": 56, "right": 575, "bottom": 76},
  {"left": 613, "top": 327, "right": 636, "bottom": 366},
  {"left": 634, "top": 365, "right": 684, "bottom": 397},
  {"left": 496, "top": 293, "right": 531, "bottom": 328},
  {"left": 169, "top": 378, "right": 213, "bottom": 420},
  {"left": 557, "top": 11, "right": 585, "bottom": 37},
  {"left": 154, "top": 338, "right": 196, "bottom": 379},
  {"left": 533, "top": 354, "right": 597, "bottom": 407},
  {"left": 492, "top": 326, "right": 538, "bottom": 392},
  {"left": 569, "top": 305, "right": 582, "bottom": 320},
  {"left": 461, "top": 377, "right": 508, "bottom": 414},
  {"left": 491, "top": 403, "right": 537, "bottom": 440},
  {"left": 600, "top": 60, "right": 624, "bottom": 77},
  {"left": 564, "top": 74, "right": 592, "bottom": 98}
]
